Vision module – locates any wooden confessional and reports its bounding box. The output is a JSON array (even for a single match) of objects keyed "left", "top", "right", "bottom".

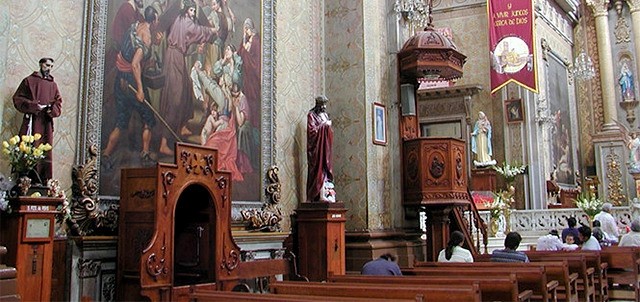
[{"left": 116, "top": 143, "right": 302, "bottom": 301}]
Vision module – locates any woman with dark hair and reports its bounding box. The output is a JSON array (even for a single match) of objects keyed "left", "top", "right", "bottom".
[
  {"left": 438, "top": 231, "right": 473, "bottom": 262},
  {"left": 561, "top": 217, "right": 582, "bottom": 245}
]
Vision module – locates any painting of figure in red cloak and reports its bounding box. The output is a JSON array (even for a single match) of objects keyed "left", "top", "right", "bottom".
[{"left": 98, "top": 0, "right": 264, "bottom": 202}]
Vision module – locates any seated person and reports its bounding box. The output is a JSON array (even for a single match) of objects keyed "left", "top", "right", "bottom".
[
  {"left": 361, "top": 253, "right": 402, "bottom": 276},
  {"left": 591, "top": 220, "right": 614, "bottom": 246},
  {"left": 536, "top": 229, "right": 564, "bottom": 251},
  {"left": 491, "top": 232, "right": 529, "bottom": 262},
  {"left": 562, "top": 217, "right": 582, "bottom": 245},
  {"left": 578, "top": 226, "right": 601, "bottom": 251},
  {"left": 562, "top": 234, "right": 579, "bottom": 251},
  {"left": 438, "top": 231, "right": 473, "bottom": 262},
  {"left": 619, "top": 218, "right": 640, "bottom": 247},
  {"left": 591, "top": 220, "right": 604, "bottom": 242},
  {"left": 594, "top": 202, "right": 620, "bottom": 243}
]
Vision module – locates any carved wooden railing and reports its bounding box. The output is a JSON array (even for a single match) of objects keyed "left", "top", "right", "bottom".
[{"left": 452, "top": 189, "right": 488, "bottom": 255}]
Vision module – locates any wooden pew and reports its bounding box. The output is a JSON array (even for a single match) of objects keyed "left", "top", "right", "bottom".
[
  {"left": 414, "top": 260, "right": 578, "bottom": 302},
  {"left": 326, "top": 273, "right": 533, "bottom": 302},
  {"left": 600, "top": 246, "right": 640, "bottom": 301},
  {"left": 0, "top": 246, "right": 19, "bottom": 302},
  {"left": 269, "top": 280, "right": 482, "bottom": 302},
  {"left": 525, "top": 250, "right": 607, "bottom": 302},
  {"left": 403, "top": 266, "right": 557, "bottom": 302},
  {"left": 525, "top": 252, "right": 596, "bottom": 302},
  {"left": 190, "top": 290, "right": 419, "bottom": 302}
]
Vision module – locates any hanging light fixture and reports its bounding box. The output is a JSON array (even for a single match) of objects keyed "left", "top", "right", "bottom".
[
  {"left": 572, "top": 51, "right": 596, "bottom": 80},
  {"left": 394, "top": 0, "right": 430, "bottom": 30},
  {"left": 572, "top": 1, "right": 595, "bottom": 81}
]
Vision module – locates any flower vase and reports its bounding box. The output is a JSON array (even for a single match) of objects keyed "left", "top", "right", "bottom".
[
  {"left": 489, "top": 217, "right": 499, "bottom": 237},
  {"left": 504, "top": 208, "right": 511, "bottom": 233},
  {"left": 9, "top": 173, "right": 32, "bottom": 197}
]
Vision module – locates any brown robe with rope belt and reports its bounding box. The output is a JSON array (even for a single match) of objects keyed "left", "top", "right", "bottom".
[{"left": 12, "top": 71, "right": 62, "bottom": 182}]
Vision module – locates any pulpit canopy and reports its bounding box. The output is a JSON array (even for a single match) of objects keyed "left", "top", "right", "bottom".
[{"left": 398, "top": 27, "right": 467, "bottom": 81}]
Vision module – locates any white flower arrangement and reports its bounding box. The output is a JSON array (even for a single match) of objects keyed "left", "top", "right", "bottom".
[
  {"left": 574, "top": 191, "right": 603, "bottom": 219},
  {"left": 0, "top": 172, "right": 14, "bottom": 213},
  {"left": 493, "top": 162, "right": 527, "bottom": 183},
  {"left": 484, "top": 193, "right": 510, "bottom": 219}
]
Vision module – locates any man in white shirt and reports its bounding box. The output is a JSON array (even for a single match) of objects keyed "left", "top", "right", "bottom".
[
  {"left": 536, "top": 229, "right": 564, "bottom": 251},
  {"left": 620, "top": 218, "right": 640, "bottom": 247},
  {"left": 594, "top": 202, "right": 619, "bottom": 243},
  {"left": 579, "top": 226, "right": 602, "bottom": 251}
]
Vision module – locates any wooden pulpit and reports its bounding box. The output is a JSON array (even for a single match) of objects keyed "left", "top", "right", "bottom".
[
  {"left": 0, "top": 196, "right": 63, "bottom": 301},
  {"left": 402, "top": 137, "right": 470, "bottom": 260}
]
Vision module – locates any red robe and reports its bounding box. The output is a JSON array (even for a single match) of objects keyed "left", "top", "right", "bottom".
[
  {"left": 306, "top": 109, "right": 334, "bottom": 202},
  {"left": 204, "top": 114, "right": 243, "bottom": 182},
  {"left": 237, "top": 33, "right": 261, "bottom": 128},
  {"left": 112, "top": 1, "right": 143, "bottom": 50},
  {"left": 12, "top": 72, "right": 63, "bottom": 181}
]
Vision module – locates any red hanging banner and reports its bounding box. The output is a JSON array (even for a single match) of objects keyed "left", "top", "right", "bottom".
[{"left": 488, "top": 0, "right": 538, "bottom": 94}]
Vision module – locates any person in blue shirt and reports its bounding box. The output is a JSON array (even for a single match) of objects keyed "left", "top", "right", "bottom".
[
  {"left": 491, "top": 232, "right": 529, "bottom": 263},
  {"left": 561, "top": 217, "right": 582, "bottom": 245},
  {"left": 361, "top": 253, "right": 402, "bottom": 276}
]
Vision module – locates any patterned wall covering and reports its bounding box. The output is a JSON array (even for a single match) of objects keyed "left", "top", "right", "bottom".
[
  {"left": 325, "top": 0, "right": 368, "bottom": 231},
  {"left": 274, "top": 0, "right": 325, "bottom": 232},
  {"left": 432, "top": 6, "right": 493, "bottom": 130},
  {"left": 363, "top": 1, "right": 401, "bottom": 231},
  {"left": 0, "top": 0, "right": 83, "bottom": 192}
]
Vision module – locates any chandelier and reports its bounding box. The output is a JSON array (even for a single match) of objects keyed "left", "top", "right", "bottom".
[
  {"left": 572, "top": 51, "right": 595, "bottom": 81},
  {"left": 572, "top": 1, "right": 595, "bottom": 81},
  {"left": 394, "top": 0, "right": 431, "bottom": 29}
]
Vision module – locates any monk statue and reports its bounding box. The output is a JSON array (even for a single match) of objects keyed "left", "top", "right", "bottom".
[
  {"left": 12, "top": 57, "right": 63, "bottom": 182},
  {"left": 307, "top": 95, "right": 336, "bottom": 202}
]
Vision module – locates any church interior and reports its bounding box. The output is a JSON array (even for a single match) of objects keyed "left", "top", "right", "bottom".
[{"left": 2, "top": 0, "right": 640, "bottom": 301}]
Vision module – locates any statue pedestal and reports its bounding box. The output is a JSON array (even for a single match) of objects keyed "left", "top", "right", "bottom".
[
  {"left": 471, "top": 168, "right": 496, "bottom": 191},
  {"left": 295, "top": 202, "right": 346, "bottom": 281},
  {"left": 0, "top": 196, "right": 63, "bottom": 301}
]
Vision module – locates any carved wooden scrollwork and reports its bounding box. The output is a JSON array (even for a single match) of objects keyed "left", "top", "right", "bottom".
[
  {"left": 145, "top": 236, "right": 168, "bottom": 280},
  {"left": 220, "top": 248, "right": 240, "bottom": 275},
  {"left": 240, "top": 166, "right": 283, "bottom": 232},
  {"left": 69, "top": 144, "right": 119, "bottom": 236}
]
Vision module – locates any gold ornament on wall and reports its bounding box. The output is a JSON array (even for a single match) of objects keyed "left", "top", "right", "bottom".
[
  {"left": 606, "top": 152, "right": 626, "bottom": 205},
  {"left": 615, "top": 17, "right": 631, "bottom": 44}
]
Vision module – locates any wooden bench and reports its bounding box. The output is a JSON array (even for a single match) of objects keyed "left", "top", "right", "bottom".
[
  {"left": 403, "top": 266, "right": 557, "bottom": 302},
  {"left": 600, "top": 246, "right": 640, "bottom": 301},
  {"left": 190, "top": 290, "right": 419, "bottom": 301},
  {"left": 414, "top": 260, "right": 578, "bottom": 302},
  {"left": 0, "top": 246, "right": 19, "bottom": 302},
  {"left": 269, "top": 280, "right": 482, "bottom": 302},
  {"left": 327, "top": 272, "right": 533, "bottom": 302},
  {"left": 526, "top": 250, "right": 607, "bottom": 302}
]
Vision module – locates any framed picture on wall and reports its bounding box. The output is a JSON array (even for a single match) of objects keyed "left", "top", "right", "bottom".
[
  {"left": 505, "top": 99, "right": 524, "bottom": 123},
  {"left": 373, "top": 103, "right": 387, "bottom": 145},
  {"left": 79, "top": 0, "right": 276, "bottom": 204}
]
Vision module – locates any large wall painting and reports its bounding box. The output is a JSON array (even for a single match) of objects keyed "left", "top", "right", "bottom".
[
  {"left": 79, "top": 0, "right": 275, "bottom": 203},
  {"left": 547, "top": 54, "right": 575, "bottom": 185}
]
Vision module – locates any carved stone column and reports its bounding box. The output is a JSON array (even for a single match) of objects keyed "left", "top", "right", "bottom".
[
  {"left": 626, "top": 0, "right": 640, "bottom": 81},
  {"left": 587, "top": 0, "right": 620, "bottom": 131}
]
